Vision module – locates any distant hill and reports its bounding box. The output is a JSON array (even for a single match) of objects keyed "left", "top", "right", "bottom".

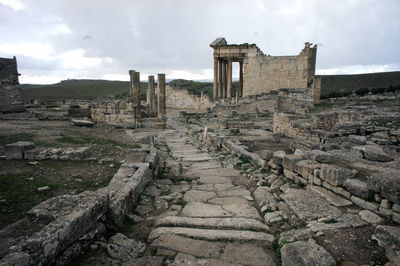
[
  {"left": 20, "top": 79, "right": 140, "bottom": 101},
  {"left": 318, "top": 71, "right": 400, "bottom": 94}
]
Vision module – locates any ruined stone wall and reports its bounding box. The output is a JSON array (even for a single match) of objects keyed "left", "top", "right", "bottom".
[
  {"left": 91, "top": 100, "right": 136, "bottom": 124},
  {"left": 313, "top": 111, "right": 362, "bottom": 130},
  {"left": 212, "top": 88, "right": 314, "bottom": 115},
  {"left": 243, "top": 44, "right": 317, "bottom": 96},
  {"left": 166, "top": 85, "right": 214, "bottom": 110},
  {"left": 0, "top": 56, "right": 24, "bottom": 113}
]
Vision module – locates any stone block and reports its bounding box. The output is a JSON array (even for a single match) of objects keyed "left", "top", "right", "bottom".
[
  {"left": 256, "top": 149, "right": 274, "bottom": 161},
  {"left": 332, "top": 186, "right": 351, "bottom": 199},
  {"left": 352, "top": 145, "right": 392, "bottom": 162},
  {"left": 351, "top": 195, "right": 378, "bottom": 212},
  {"left": 393, "top": 204, "right": 400, "bottom": 213},
  {"left": 283, "top": 155, "right": 303, "bottom": 172},
  {"left": 307, "top": 150, "right": 333, "bottom": 163},
  {"left": 320, "top": 164, "right": 353, "bottom": 186},
  {"left": 348, "top": 135, "right": 366, "bottom": 145},
  {"left": 4, "top": 141, "right": 35, "bottom": 160},
  {"left": 105, "top": 163, "right": 152, "bottom": 227},
  {"left": 281, "top": 241, "right": 336, "bottom": 266},
  {"left": 344, "top": 179, "right": 369, "bottom": 199},
  {"left": 272, "top": 150, "right": 286, "bottom": 166},
  {"left": 24, "top": 148, "right": 41, "bottom": 160},
  {"left": 367, "top": 171, "right": 400, "bottom": 204}
]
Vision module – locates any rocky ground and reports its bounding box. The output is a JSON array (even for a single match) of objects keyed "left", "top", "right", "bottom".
[
  {"left": 0, "top": 119, "right": 144, "bottom": 229},
  {"left": 69, "top": 117, "right": 397, "bottom": 266}
]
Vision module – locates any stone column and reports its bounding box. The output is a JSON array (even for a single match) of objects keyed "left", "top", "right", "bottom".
[
  {"left": 129, "top": 70, "right": 140, "bottom": 107},
  {"left": 213, "top": 58, "right": 218, "bottom": 98},
  {"left": 148, "top": 75, "right": 156, "bottom": 114},
  {"left": 157, "top": 74, "right": 166, "bottom": 120},
  {"left": 218, "top": 59, "right": 223, "bottom": 98},
  {"left": 222, "top": 61, "right": 226, "bottom": 98},
  {"left": 239, "top": 61, "right": 244, "bottom": 97},
  {"left": 129, "top": 70, "right": 135, "bottom": 102},
  {"left": 227, "top": 59, "right": 232, "bottom": 98}
]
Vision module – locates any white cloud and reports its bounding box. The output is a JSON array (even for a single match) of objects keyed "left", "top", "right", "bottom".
[
  {"left": 0, "top": 42, "right": 53, "bottom": 59},
  {"left": 317, "top": 64, "right": 400, "bottom": 75},
  {"left": 0, "top": 0, "right": 23, "bottom": 11},
  {"left": 58, "top": 49, "right": 112, "bottom": 70}
]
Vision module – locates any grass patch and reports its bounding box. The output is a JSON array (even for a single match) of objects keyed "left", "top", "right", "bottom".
[
  {"left": 0, "top": 133, "right": 34, "bottom": 146},
  {"left": 310, "top": 102, "right": 334, "bottom": 113},
  {"left": 174, "top": 198, "right": 187, "bottom": 206},
  {"left": 323, "top": 218, "right": 338, "bottom": 224},
  {"left": 0, "top": 173, "right": 56, "bottom": 222},
  {"left": 276, "top": 196, "right": 285, "bottom": 202}
]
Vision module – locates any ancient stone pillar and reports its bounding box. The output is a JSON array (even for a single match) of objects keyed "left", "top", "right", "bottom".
[
  {"left": 213, "top": 58, "right": 218, "bottom": 98},
  {"left": 129, "top": 70, "right": 135, "bottom": 102},
  {"left": 129, "top": 70, "right": 141, "bottom": 107},
  {"left": 227, "top": 59, "right": 232, "bottom": 98},
  {"left": 222, "top": 61, "right": 226, "bottom": 98},
  {"left": 239, "top": 61, "right": 244, "bottom": 97},
  {"left": 157, "top": 74, "right": 166, "bottom": 119},
  {"left": 148, "top": 75, "right": 156, "bottom": 114},
  {"left": 218, "top": 60, "right": 223, "bottom": 98}
]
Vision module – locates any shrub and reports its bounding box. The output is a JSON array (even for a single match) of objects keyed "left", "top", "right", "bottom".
[
  {"left": 355, "top": 87, "right": 370, "bottom": 96},
  {"left": 370, "top": 87, "right": 386, "bottom": 95}
]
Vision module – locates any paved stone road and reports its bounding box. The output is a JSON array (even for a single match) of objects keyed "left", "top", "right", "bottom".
[{"left": 147, "top": 129, "right": 277, "bottom": 265}]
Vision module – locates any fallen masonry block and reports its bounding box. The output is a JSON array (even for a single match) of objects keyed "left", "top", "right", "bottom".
[
  {"left": 344, "top": 178, "right": 369, "bottom": 199},
  {"left": 281, "top": 241, "right": 336, "bottom": 266},
  {"left": 4, "top": 141, "right": 35, "bottom": 160},
  {"left": 104, "top": 163, "right": 152, "bottom": 228},
  {"left": 320, "top": 164, "right": 353, "bottom": 186},
  {"left": 352, "top": 145, "right": 393, "bottom": 162},
  {"left": 71, "top": 119, "right": 95, "bottom": 127},
  {"left": 282, "top": 155, "right": 303, "bottom": 172},
  {"left": 21, "top": 191, "right": 109, "bottom": 265}
]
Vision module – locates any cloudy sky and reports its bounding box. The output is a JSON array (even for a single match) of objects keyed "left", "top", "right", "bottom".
[{"left": 1, "top": 0, "right": 399, "bottom": 84}]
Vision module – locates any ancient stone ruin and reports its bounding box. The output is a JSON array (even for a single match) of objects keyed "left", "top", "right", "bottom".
[
  {"left": 210, "top": 37, "right": 319, "bottom": 101},
  {"left": 0, "top": 56, "right": 25, "bottom": 113},
  {"left": 1, "top": 39, "right": 400, "bottom": 266},
  {"left": 91, "top": 70, "right": 167, "bottom": 128}
]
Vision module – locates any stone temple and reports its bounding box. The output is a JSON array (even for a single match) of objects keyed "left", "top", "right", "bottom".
[{"left": 210, "top": 37, "right": 318, "bottom": 99}]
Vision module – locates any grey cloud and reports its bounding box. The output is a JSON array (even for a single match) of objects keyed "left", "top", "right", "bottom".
[{"left": 0, "top": 0, "right": 399, "bottom": 83}]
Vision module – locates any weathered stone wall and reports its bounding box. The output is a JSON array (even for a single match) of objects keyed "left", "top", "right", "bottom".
[
  {"left": 0, "top": 56, "right": 24, "bottom": 113},
  {"left": 212, "top": 88, "right": 314, "bottom": 115},
  {"left": 91, "top": 100, "right": 165, "bottom": 128},
  {"left": 243, "top": 44, "right": 317, "bottom": 96},
  {"left": 166, "top": 85, "right": 214, "bottom": 110}
]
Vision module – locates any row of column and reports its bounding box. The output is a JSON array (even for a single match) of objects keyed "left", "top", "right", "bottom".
[
  {"left": 129, "top": 70, "right": 166, "bottom": 120},
  {"left": 213, "top": 58, "right": 243, "bottom": 99}
]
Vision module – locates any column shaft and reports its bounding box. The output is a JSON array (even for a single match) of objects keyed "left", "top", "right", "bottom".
[
  {"left": 157, "top": 74, "right": 166, "bottom": 119},
  {"left": 239, "top": 61, "right": 244, "bottom": 97},
  {"left": 218, "top": 60, "right": 223, "bottom": 98},
  {"left": 148, "top": 75, "right": 156, "bottom": 114},
  {"left": 213, "top": 58, "right": 218, "bottom": 98},
  {"left": 227, "top": 59, "right": 232, "bottom": 98},
  {"left": 222, "top": 61, "right": 226, "bottom": 98}
]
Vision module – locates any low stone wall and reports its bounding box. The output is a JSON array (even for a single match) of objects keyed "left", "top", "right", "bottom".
[
  {"left": 188, "top": 128, "right": 400, "bottom": 226},
  {"left": 212, "top": 88, "right": 314, "bottom": 115},
  {"left": 0, "top": 145, "right": 163, "bottom": 266},
  {"left": 166, "top": 85, "right": 214, "bottom": 110}
]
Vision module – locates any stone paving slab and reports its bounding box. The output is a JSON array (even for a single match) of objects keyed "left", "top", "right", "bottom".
[
  {"left": 208, "top": 196, "right": 249, "bottom": 205},
  {"left": 309, "top": 185, "right": 352, "bottom": 207},
  {"left": 151, "top": 234, "right": 225, "bottom": 258},
  {"left": 183, "top": 190, "right": 217, "bottom": 202},
  {"left": 148, "top": 227, "right": 275, "bottom": 246},
  {"left": 155, "top": 216, "right": 270, "bottom": 232},
  {"left": 181, "top": 202, "right": 232, "bottom": 217},
  {"left": 200, "top": 176, "right": 232, "bottom": 184},
  {"left": 283, "top": 188, "right": 341, "bottom": 220},
  {"left": 222, "top": 204, "right": 261, "bottom": 220}
]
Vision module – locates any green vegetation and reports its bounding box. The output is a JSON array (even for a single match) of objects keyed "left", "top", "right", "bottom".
[
  {"left": 20, "top": 78, "right": 222, "bottom": 101},
  {"left": 0, "top": 172, "right": 58, "bottom": 224},
  {"left": 174, "top": 198, "right": 187, "bottom": 206},
  {"left": 323, "top": 218, "right": 338, "bottom": 224},
  {"left": 56, "top": 135, "right": 141, "bottom": 149},
  {"left": 368, "top": 120, "right": 400, "bottom": 130},
  {"left": 0, "top": 133, "right": 34, "bottom": 146},
  {"left": 320, "top": 84, "right": 400, "bottom": 99}
]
